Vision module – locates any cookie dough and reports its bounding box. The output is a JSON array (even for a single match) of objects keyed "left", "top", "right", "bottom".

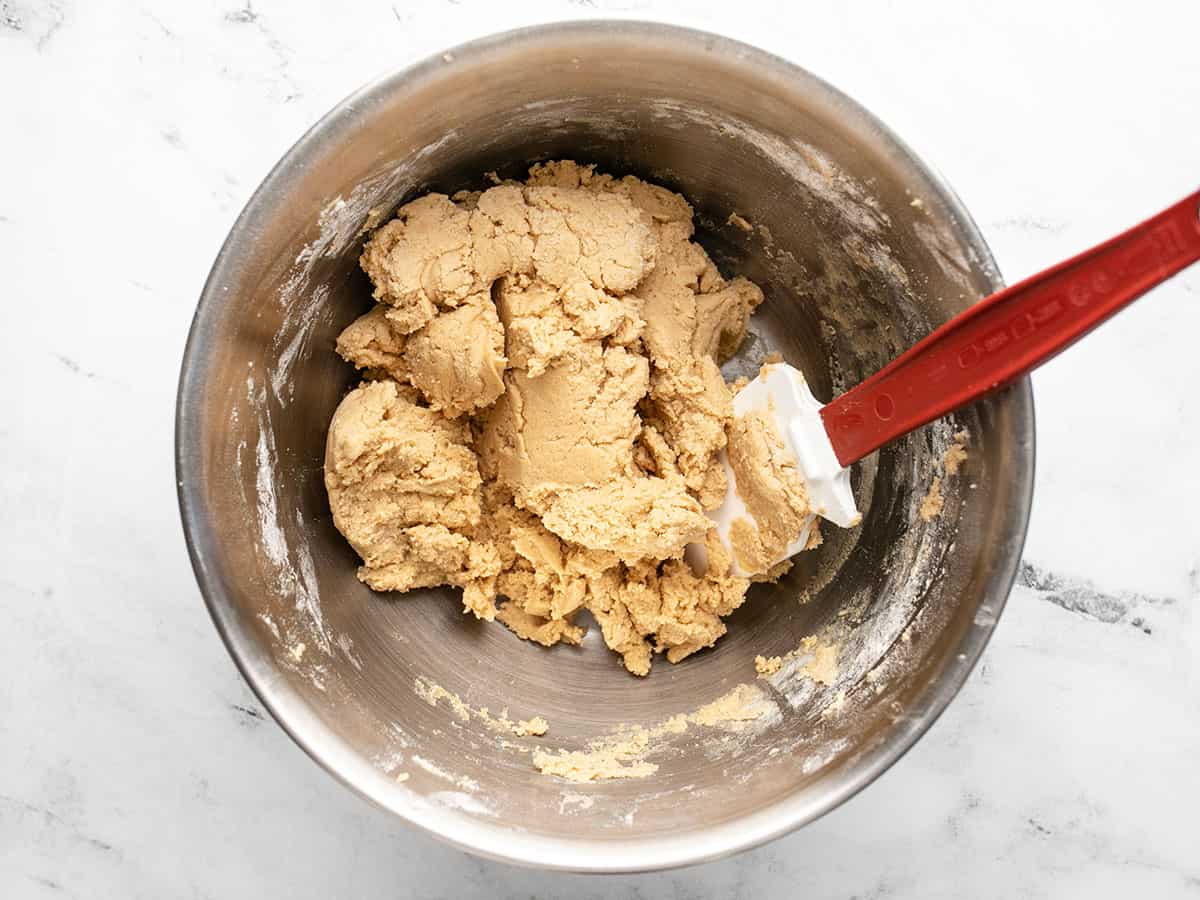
[
  {"left": 726, "top": 399, "right": 816, "bottom": 575},
  {"left": 754, "top": 654, "right": 783, "bottom": 676},
  {"left": 324, "top": 380, "right": 496, "bottom": 609},
  {"left": 326, "top": 161, "right": 816, "bottom": 676}
]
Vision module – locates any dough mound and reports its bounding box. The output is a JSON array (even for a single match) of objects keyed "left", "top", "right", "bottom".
[
  {"left": 324, "top": 379, "right": 501, "bottom": 618},
  {"left": 326, "top": 161, "right": 774, "bottom": 675}
]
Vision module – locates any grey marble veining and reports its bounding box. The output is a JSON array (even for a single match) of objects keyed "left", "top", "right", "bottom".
[{"left": 1, "top": 0, "right": 1198, "bottom": 897}]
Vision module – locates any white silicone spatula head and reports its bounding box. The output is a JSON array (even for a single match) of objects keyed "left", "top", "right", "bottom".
[{"left": 708, "top": 365, "right": 858, "bottom": 576}]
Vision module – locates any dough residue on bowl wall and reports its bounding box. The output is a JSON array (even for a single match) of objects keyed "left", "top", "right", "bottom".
[
  {"left": 919, "top": 429, "right": 970, "bottom": 522},
  {"left": 530, "top": 629, "right": 845, "bottom": 784},
  {"left": 414, "top": 676, "right": 548, "bottom": 737},
  {"left": 530, "top": 682, "right": 777, "bottom": 783},
  {"left": 755, "top": 635, "right": 839, "bottom": 685}
]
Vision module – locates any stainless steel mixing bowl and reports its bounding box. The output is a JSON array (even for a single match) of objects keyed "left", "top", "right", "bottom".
[{"left": 177, "top": 21, "right": 1033, "bottom": 871}]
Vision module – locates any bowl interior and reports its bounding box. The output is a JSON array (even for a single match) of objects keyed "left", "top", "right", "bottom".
[{"left": 179, "top": 23, "right": 1031, "bottom": 869}]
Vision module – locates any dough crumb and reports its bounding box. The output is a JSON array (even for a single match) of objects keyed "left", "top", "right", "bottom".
[
  {"left": 918, "top": 475, "right": 944, "bottom": 521},
  {"left": 514, "top": 716, "right": 549, "bottom": 737},
  {"left": 415, "top": 676, "right": 472, "bottom": 722},
  {"left": 768, "top": 635, "right": 841, "bottom": 685},
  {"left": 796, "top": 636, "right": 839, "bottom": 686},
  {"left": 943, "top": 429, "right": 969, "bottom": 475},
  {"left": 755, "top": 654, "right": 783, "bottom": 676},
  {"left": 727, "top": 212, "right": 753, "bottom": 232}
]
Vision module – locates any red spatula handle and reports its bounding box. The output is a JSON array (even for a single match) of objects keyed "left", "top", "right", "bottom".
[{"left": 821, "top": 190, "right": 1200, "bottom": 467}]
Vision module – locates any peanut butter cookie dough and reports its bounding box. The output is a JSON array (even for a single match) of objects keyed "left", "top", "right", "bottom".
[
  {"left": 725, "top": 395, "right": 821, "bottom": 575},
  {"left": 325, "top": 161, "right": 811, "bottom": 675}
]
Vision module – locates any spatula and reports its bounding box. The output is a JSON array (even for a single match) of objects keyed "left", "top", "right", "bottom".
[{"left": 711, "top": 189, "right": 1200, "bottom": 575}]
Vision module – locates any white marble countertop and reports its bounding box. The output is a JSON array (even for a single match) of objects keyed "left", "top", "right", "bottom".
[{"left": 3, "top": 0, "right": 1198, "bottom": 896}]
